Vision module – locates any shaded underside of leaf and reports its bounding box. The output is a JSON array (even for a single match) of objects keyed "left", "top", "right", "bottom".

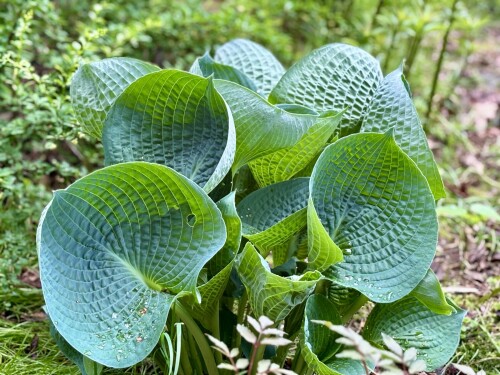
[
  {"left": 235, "top": 243, "right": 321, "bottom": 321},
  {"left": 70, "top": 57, "right": 160, "bottom": 138},
  {"left": 269, "top": 43, "right": 383, "bottom": 137},
  {"left": 301, "top": 295, "right": 366, "bottom": 375},
  {"left": 249, "top": 112, "right": 343, "bottom": 187},
  {"left": 214, "top": 39, "right": 285, "bottom": 97},
  {"left": 214, "top": 80, "right": 317, "bottom": 172},
  {"left": 103, "top": 70, "right": 236, "bottom": 193},
  {"left": 363, "top": 296, "right": 466, "bottom": 371},
  {"left": 37, "top": 162, "right": 226, "bottom": 367},
  {"left": 360, "top": 66, "right": 445, "bottom": 200},
  {"left": 311, "top": 132, "right": 438, "bottom": 302},
  {"left": 237, "top": 178, "right": 309, "bottom": 256},
  {"left": 189, "top": 53, "right": 258, "bottom": 92}
]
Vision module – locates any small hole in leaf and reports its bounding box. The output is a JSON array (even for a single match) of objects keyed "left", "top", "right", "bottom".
[{"left": 186, "top": 214, "right": 196, "bottom": 227}]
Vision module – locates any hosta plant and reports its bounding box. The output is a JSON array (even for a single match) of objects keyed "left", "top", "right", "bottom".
[{"left": 37, "top": 39, "right": 465, "bottom": 374}]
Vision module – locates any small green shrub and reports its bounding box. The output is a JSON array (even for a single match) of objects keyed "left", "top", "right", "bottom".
[{"left": 37, "top": 39, "right": 465, "bottom": 374}]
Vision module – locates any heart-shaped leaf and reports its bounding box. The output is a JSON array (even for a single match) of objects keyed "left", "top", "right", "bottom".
[
  {"left": 237, "top": 178, "right": 309, "bottom": 257},
  {"left": 301, "top": 295, "right": 367, "bottom": 375},
  {"left": 410, "top": 269, "right": 454, "bottom": 315},
  {"left": 360, "top": 66, "right": 446, "bottom": 200},
  {"left": 269, "top": 44, "right": 383, "bottom": 137},
  {"left": 249, "top": 111, "right": 343, "bottom": 187},
  {"left": 311, "top": 131, "right": 438, "bottom": 302},
  {"left": 363, "top": 296, "right": 466, "bottom": 371},
  {"left": 190, "top": 53, "right": 257, "bottom": 92},
  {"left": 235, "top": 243, "right": 321, "bottom": 321},
  {"left": 103, "top": 70, "right": 236, "bottom": 193},
  {"left": 214, "top": 39, "right": 285, "bottom": 97},
  {"left": 214, "top": 80, "right": 318, "bottom": 172},
  {"left": 37, "top": 162, "right": 226, "bottom": 367},
  {"left": 70, "top": 57, "right": 160, "bottom": 138}
]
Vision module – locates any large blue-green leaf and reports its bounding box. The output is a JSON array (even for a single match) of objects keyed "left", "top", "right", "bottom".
[
  {"left": 103, "top": 70, "right": 236, "bottom": 193},
  {"left": 360, "top": 66, "right": 446, "bottom": 200},
  {"left": 410, "top": 269, "right": 454, "bottom": 315},
  {"left": 311, "top": 131, "right": 438, "bottom": 302},
  {"left": 214, "top": 80, "right": 318, "bottom": 172},
  {"left": 363, "top": 296, "right": 466, "bottom": 371},
  {"left": 237, "top": 178, "right": 309, "bottom": 257},
  {"left": 301, "top": 295, "right": 366, "bottom": 375},
  {"left": 37, "top": 162, "right": 226, "bottom": 368},
  {"left": 235, "top": 243, "right": 321, "bottom": 321},
  {"left": 269, "top": 44, "right": 383, "bottom": 137},
  {"left": 70, "top": 57, "right": 160, "bottom": 138},
  {"left": 190, "top": 53, "right": 257, "bottom": 92},
  {"left": 214, "top": 39, "right": 285, "bottom": 97},
  {"left": 248, "top": 112, "right": 343, "bottom": 187}
]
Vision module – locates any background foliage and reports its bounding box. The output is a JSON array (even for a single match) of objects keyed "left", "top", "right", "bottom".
[{"left": 0, "top": 0, "right": 498, "bottom": 373}]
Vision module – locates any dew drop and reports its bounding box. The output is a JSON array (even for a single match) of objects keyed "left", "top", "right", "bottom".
[
  {"left": 136, "top": 336, "right": 144, "bottom": 343},
  {"left": 84, "top": 350, "right": 92, "bottom": 356},
  {"left": 344, "top": 275, "right": 353, "bottom": 281},
  {"left": 112, "top": 313, "right": 118, "bottom": 319}
]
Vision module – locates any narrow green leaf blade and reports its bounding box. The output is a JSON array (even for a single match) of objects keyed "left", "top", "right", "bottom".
[
  {"left": 237, "top": 178, "right": 309, "bottom": 256},
  {"left": 363, "top": 296, "right": 466, "bottom": 371},
  {"left": 70, "top": 57, "right": 160, "bottom": 138},
  {"left": 235, "top": 243, "right": 321, "bottom": 321},
  {"left": 38, "top": 162, "right": 226, "bottom": 367},
  {"left": 214, "top": 39, "right": 285, "bottom": 96},
  {"left": 361, "top": 66, "right": 446, "bottom": 200},
  {"left": 410, "top": 269, "right": 454, "bottom": 315},
  {"left": 312, "top": 132, "right": 438, "bottom": 302},
  {"left": 190, "top": 53, "right": 257, "bottom": 92},
  {"left": 215, "top": 80, "right": 317, "bottom": 171},
  {"left": 249, "top": 112, "right": 342, "bottom": 187},
  {"left": 269, "top": 44, "right": 383, "bottom": 136},
  {"left": 103, "top": 70, "right": 236, "bottom": 193}
]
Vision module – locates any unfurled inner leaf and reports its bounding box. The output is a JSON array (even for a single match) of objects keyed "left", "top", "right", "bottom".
[
  {"left": 301, "top": 295, "right": 366, "bottom": 375},
  {"left": 237, "top": 178, "right": 309, "bottom": 257},
  {"left": 235, "top": 243, "right": 321, "bottom": 321},
  {"left": 214, "top": 39, "right": 285, "bottom": 97},
  {"left": 103, "top": 70, "right": 236, "bottom": 193},
  {"left": 70, "top": 57, "right": 160, "bottom": 138},
  {"left": 361, "top": 66, "right": 446, "bottom": 200},
  {"left": 214, "top": 80, "right": 318, "bottom": 172},
  {"left": 363, "top": 296, "right": 466, "bottom": 371},
  {"left": 269, "top": 44, "right": 383, "bottom": 137},
  {"left": 38, "top": 162, "right": 226, "bottom": 368},
  {"left": 249, "top": 111, "right": 343, "bottom": 187},
  {"left": 190, "top": 53, "right": 257, "bottom": 92},
  {"left": 311, "top": 131, "right": 438, "bottom": 302},
  {"left": 410, "top": 269, "right": 454, "bottom": 315}
]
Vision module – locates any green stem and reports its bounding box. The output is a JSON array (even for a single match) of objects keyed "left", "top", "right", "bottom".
[
  {"left": 341, "top": 295, "right": 369, "bottom": 324},
  {"left": 174, "top": 302, "right": 219, "bottom": 375},
  {"left": 383, "top": 24, "right": 399, "bottom": 73},
  {"left": 234, "top": 291, "right": 248, "bottom": 349},
  {"left": 179, "top": 333, "right": 192, "bottom": 375},
  {"left": 292, "top": 347, "right": 305, "bottom": 374},
  {"left": 210, "top": 302, "right": 222, "bottom": 363},
  {"left": 187, "top": 330, "right": 204, "bottom": 374},
  {"left": 425, "top": 0, "right": 459, "bottom": 123},
  {"left": 248, "top": 339, "right": 266, "bottom": 375},
  {"left": 369, "top": 0, "right": 385, "bottom": 31}
]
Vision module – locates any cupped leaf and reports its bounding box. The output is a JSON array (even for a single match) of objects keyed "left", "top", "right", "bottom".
[
  {"left": 249, "top": 112, "right": 343, "bottom": 187},
  {"left": 235, "top": 243, "right": 321, "bottom": 321},
  {"left": 214, "top": 39, "right": 285, "bottom": 96},
  {"left": 237, "top": 178, "right": 309, "bottom": 256},
  {"left": 214, "top": 80, "right": 317, "bottom": 171},
  {"left": 190, "top": 53, "right": 257, "bottom": 92},
  {"left": 103, "top": 70, "right": 236, "bottom": 193},
  {"left": 70, "top": 57, "right": 160, "bottom": 138},
  {"left": 360, "top": 66, "right": 446, "bottom": 200},
  {"left": 269, "top": 44, "right": 383, "bottom": 137},
  {"left": 410, "top": 269, "right": 454, "bottom": 315},
  {"left": 301, "top": 295, "right": 366, "bottom": 375},
  {"left": 37, "top": 162, "right": 226, "bottom": 367},
  {"left": 311, "top": 131, "right": 438, "bottom": 302},
  {"left": 327, "top": 284, "right": 363, "bottom": 322},
  {"left": 363, "top": 296, "right": 466, "bottom": 371}
]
